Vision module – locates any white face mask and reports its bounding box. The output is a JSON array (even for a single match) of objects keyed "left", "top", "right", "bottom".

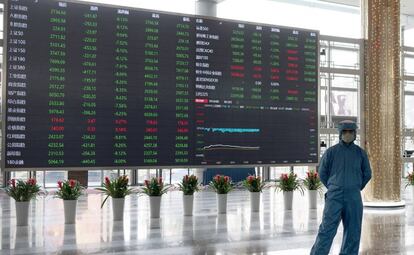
[{"left": 342, "top": 132, "right": 354, "bottom": 143}]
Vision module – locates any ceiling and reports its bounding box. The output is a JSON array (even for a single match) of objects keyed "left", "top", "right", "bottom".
[{"left": 320, "top": 0, "right": 414, "bottom": 16}]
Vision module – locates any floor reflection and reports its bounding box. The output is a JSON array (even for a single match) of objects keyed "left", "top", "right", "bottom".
[
  {"left": 361, "top": 209, "right": 406, "bottom": 254},
  {"left": 249, "top": 212, "right": 261, "bottom": 232},
  {"left": 282, "top": 210, "right": 294, "bottom": 233},
  {"left": 59, "top": 224, "right": 77, "bottom": 255},
  {"left": 14, "top": 227, "right": 29, "bottom": 250},
  {"left": 112, "top": 221, "right": 124, "bottom": 242},
  {"left": 0, "top": 188, "right": 412, "bottom": 254},
  {"left": 216, "top": 214, "right": 227, "bottom": 235},
  {"left": 308, "top": 209, "right": 318, "bottom": 231}
]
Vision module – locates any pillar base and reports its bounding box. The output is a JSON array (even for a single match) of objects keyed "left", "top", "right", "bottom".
[{"left": 363, "top": 201, "right": 406, "bottom": 208}]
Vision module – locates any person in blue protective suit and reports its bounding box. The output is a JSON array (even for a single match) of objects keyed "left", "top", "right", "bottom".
[{"left": 310, "top": 120, "right": 372, "bottom": 255}]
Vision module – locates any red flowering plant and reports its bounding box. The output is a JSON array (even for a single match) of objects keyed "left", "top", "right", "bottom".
[
  {"left": 96, "top": 175, "right": 134, "bottom": 208},
  {"left": 55, "top": 180, "right": 84, "bottom": 200},
  {"left": 243, "top": 175, "right": 267, "bottom": 192},
  {"left": 303, "top": 170, "right": 323, "bottom": 191},
  {"left": 210, "top": 175, "right": 233, "bottom": 194},
  {"left": 405, "top": 171, "right": 414, "bottom": 189},
  {"left": 177, "top": 175, "right": 199, "bottom": 195},
  {"left": 276, "top": 173, "right": 304, "bottom": 194},
  {"left": 4, "top": 178, "right": 41, "bottom": 202},
  {"left": 141, "top": 177, "right": 171, "bottom": 196}
]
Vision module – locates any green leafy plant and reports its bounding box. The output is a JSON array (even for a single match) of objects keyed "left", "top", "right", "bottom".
[
  {"left": 96, "top": 175, "right": 134, "bottom": 208},
  {"left": 405, "top": 171, "right": 414, "bottom": 189},
  {"left": 303, "top": 171, "right": 323, "bottom": 191},
  {"left": 210, "top": 175, "right": 233, "bottom": 194},
  {"left": 55, "top": 180, "right": 84, "bottom": 200},
  {"left": 141, "top": 177, "right": 171, "bottom": 196},
  {"left": 177, "top": 175, "right": 199, "bottom": 195},
  {"left": 276, "top": 173, "right": 304, "bottom": 194},
  {"left": 5, "top": 179, "right": 41, "bottom": 202},
  {"left": 243, "top": 175, "right": 266, "bottom": 192}
]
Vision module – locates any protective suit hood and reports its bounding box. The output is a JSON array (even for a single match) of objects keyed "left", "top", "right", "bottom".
[{"left": 337, "top": 120, "right": 357, "bottom": 143}]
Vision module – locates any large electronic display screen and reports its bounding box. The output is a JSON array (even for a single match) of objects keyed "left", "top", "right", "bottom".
[{"left": 2, "top": 0, "right": 319, "bottom": 170}]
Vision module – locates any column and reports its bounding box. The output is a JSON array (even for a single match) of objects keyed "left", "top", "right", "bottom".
[
  {"left": 195, "top": 0, "right": 218, "bottom": 17},
  {"left": 79, "top": 6, "right": 99, "bottom": 166},
  {"left": 142, "top": 14, "right": 160, "bottom": 165},
  {"left": 174, "top": 19, "right": 193, "bottom": 165},
  {"left": 47, "top": 5, "right": 67, "bottom": 167},
  {"left": 194, "top": 0, "right": 220, "bottom": 182},
  {"left": 5, "top": 1, "right": 29, "bottom": 168},
  {"left": 362, "top": 0, "right": 402, "bottom": 205},
  {"left": 113, "top": 10, "right": 129, "bottom": 166}
]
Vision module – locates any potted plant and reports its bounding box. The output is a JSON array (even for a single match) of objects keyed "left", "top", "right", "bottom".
[
  {"left": 55, "top": 179, "right": 84, "bottom": 224},
  {"left": 177, "top": 175, "right": 199, "bottom": 216},
  {"left": 210, "top": 175, "right": 233, "bottom": 214},
  {"left": 96, "top": 175, "right": 133, "bottom": 221},
  {"left": 141, "top": 177, "right": 170, "bottom": 218},
  {"left": 243, "top": 175, "right": 266, "bottom": 212},
  {"left": 405, "top": 171, "right": 414, "bottom": 200},
  {"left": 303, "top": 170, "right": 323, "bottom": 209},
  {"left": 4, "top": 178, "right": 41, "bottom": 226},
  {"left": 276, "top": 173, "right": 303, "bottom": 210}
]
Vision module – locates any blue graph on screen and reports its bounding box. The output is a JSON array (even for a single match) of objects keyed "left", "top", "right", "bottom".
[{"left": 201, "top": 128, "right": 260, "bottom": 133}]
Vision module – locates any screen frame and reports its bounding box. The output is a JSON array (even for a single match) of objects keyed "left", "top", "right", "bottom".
[{"left": 1, "top": 0, "right": 320, "bottom": 171}]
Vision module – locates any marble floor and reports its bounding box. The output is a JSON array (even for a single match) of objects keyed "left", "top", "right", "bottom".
[{"left": 0, "top": 187, "right": 413, "bottom": 255}]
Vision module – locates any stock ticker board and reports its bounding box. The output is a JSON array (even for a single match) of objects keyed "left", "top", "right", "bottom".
[{"left": 3, "top": 0, "right": 319, "bottom": 169}]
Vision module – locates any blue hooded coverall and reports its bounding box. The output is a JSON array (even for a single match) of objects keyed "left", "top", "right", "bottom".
[{"left": 310, "top": 121, "right": 372, "bottom": 255}]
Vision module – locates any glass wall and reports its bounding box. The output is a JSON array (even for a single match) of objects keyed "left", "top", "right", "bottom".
[
  {"left": 88, "top": 170, "right": 102, "bottom": 187},
  {"left": 10, "top": 171, "right": 29, "bottom": 181},
  {"left": 269, "top": 166, "right": 315, "bottom": 180},
  {"left": 402, "top": 19, "right": 414, "bottom": 177},
  {"left": 137, "top": 169, "right": 157, "bottom": 184},
  {"left": 269, "top": 166, "right": 291, "bottom": 180},
  {"left": 170, "top": 168, "right": 190, "bottom": 184},
  {"left": 319, "top": 38, "right": 361, "bottom": 130},
  {"left": 75, "top": 0, "right": 196, "bottom": 15},
  {"left": 217, "top": 0, "right": 361, "bottom": 38},
  {"left": 0, "top": 3, "right": 4, "bottom": 186}
]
